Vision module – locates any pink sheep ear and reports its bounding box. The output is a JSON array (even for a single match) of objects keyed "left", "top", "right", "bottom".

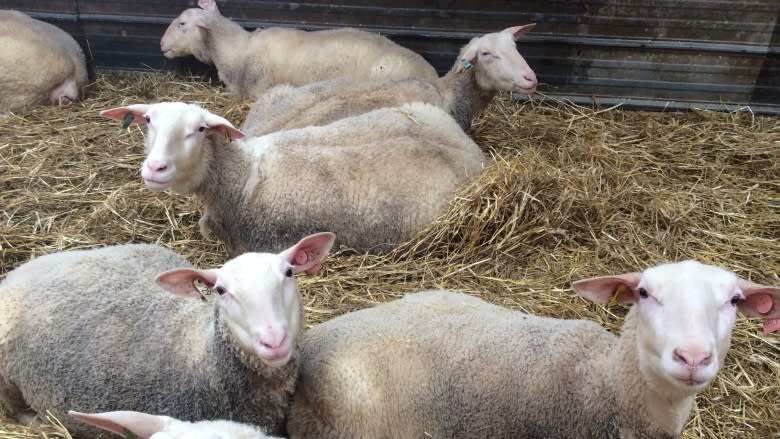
[
  {"left": 571, "top": 272, "right": 642, "bottom": 304},
  {"left": 204, "top": 113, "right": 245, "bottom": 140},
  {"left": 737, "top": 279, "right": 780, "bottom": 334},
  {"left": 155, "top": 268, "right": 219, "bottom": 299},
  {"left": 502, "top": 23, "right": 535, "bottom": 40},
  {"left": 69, "top": 410, "right": 167, "bottom": 439},
  {"left": 100, "top": 104, "right": 151, "bottom": 125},
  {"left": 280, "top": 232, "right": 336, "bottom": 276},
  {"left": 198, "top": 0, "right": 219, "bottom": 12}
]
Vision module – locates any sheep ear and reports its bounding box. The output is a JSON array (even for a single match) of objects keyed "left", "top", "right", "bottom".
[
  {"left": 69, "top": 410, "right": 168, "bottom": 439},
  {"left": 503, "top": 23, "right": 535, "bottom": 40},
  {"left": 155, "top": 268, "right": 218, "bottom": 299},
  {"left": 100, "top": 104, "right": 150, "bottom": 125},
  {"left": 198, "top": 0, "right": 219, "bottom": 12},
  {"left": 572, "top": 272, "right": 642, "bottom": 304},
  {"left": 737, "top": 279, "right": 780, "bottom": 334},
  {"left": 456, "top": 42, "right": 479, "bottom": 73},
  {"left": 204, "top": 113, "right": 245, "bottom": 140},
  {"left": 280, "top": 232, "right": 336, "bottom": 276}
]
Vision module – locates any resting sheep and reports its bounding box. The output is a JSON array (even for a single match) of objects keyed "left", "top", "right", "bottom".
[
  {"left": 0, "top": 233, "right": 335, "bottom": 437},
  {"left": 243, "top": 24, "right": 537, "bottom": 135},
  {"left": 101, "top": 101, "right": 484, "bottom": 254},
  {"left": 288, "top": 260, "right": 780, "bottom": 438},
  {"left": 160, "top": 0, "right": 438, "bottom": 99},
  {"left": 70, "top": 410, "right": 281, "bottom": 439},
  {"left": 0, "top": 10, "right": 88, "bottom": 113}
]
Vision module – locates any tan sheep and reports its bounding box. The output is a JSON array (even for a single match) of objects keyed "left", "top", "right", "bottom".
[
  {"left": 288, "top": 261, "right": 780, "bottom": 438},
  {"left": 242, "top": 25, "right": 537, "bottom": 135},
  {"left": 160, "top": 0, "right": 438, "bottom": 99},
  {"left": 0, "top": 10, "right": 88, "bottom": 113},
  {"left": 0, "top": 233, "right": 335, "bottom": 437},
  {"left": 101, "top": 101, "right": 484, "bottom": 254}
]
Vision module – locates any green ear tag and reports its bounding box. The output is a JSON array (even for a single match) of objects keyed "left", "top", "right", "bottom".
[
  {"left": 120, "top": 112, "right": 135, "bottom": 130},
  {"left": 461, "top": 59, "right": 474, "bottom": 70},
  {"left": 123, "top": 428, "right": 138, "bottom": 439}
]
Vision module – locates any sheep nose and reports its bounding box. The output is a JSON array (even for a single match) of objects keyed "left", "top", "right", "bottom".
[
  {"left": 146, "top": 160, "right": 168, "bottom": 173},
  {"left": 524, "top": 73, "right": 537, "bottom": 86},
  {"left": 260, "top": 332, "right": 287, "bottom": 350},
  {"left": 673, "top": 348, "right": 712, "bottom": 370}
]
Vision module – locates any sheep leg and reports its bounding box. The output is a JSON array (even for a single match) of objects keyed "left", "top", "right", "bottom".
[{"left": 0, "top": 375, "right": 37, "bottom": 425}]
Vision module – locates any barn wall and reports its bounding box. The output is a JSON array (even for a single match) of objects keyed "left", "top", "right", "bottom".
[{"left": 2, "top": 0, "right": 778, "bottom": 113}]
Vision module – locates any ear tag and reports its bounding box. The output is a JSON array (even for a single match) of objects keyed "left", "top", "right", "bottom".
[
  {"left": 193, "top": 279, "right": 212, "bottom": 302},
  {"left": 123, "top": 428, "right": 138, "bottom": 439},
  {"left": 608, "top": 284, "right": 626, "bottom": 306},
  {"left": 461, "top": 59, "right": 474, "bottom": 70},
  {"left": 120, "top": 111, "right": 135, "bottom": 131}
]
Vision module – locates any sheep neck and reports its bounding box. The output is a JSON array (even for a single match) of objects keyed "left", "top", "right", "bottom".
[
  {"left": 203, "top": 15, "right": 256, "bottom": 96},
  {"left": 193, "top": 135, "right": 253, "bottom": 251},
  {"left": 212, "top": 309, "right": 299, "bottom": 434},
  {"left": 604, "top": 307, "right": 696, "bottom": 437},
  {"left": 436, "top": 63, "right": 496, "bottom": 132}
]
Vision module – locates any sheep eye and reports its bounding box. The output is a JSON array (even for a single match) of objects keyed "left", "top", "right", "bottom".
[
  {"left": 730, "top": 295, "right": 741, "bottom": 306},
  {"left": 145, "top": 116, "right": 151, "bottom": 123},
  {"left": 638, "top": 288, "right": 649, "bottom": 299},
  {"left": 198, "top": 126, "right": 206, "bottom": 132},
  {"left": 215, "top": 286, "right": 227, "bottom": 295},
  {"left": 179, "top": 21, "right": 186, "bottom": 27},
  {"left": 285, "top": 268, "right": 293, "bottom": 278}
]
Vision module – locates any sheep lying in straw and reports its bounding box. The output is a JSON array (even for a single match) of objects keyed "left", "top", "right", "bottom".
[
  {"left": 243, "top": 24, "right": 537, "bottom": 136},
  {"left": 70, "top": 410, "right": 281, "bottom": 439},
  {"left": 0, "top": 233, "right": 335, "bottom": 437},
  {"left": 288, "top": 260, "right": 780, "bottom": 438},
  {"left": 160, "top": 0, "right": 438, "bottom": 99},
  {"left": 0, "top": 10, "right": 88, "bottom": 113},
  {"left": 101, "top": 101, "right": 484, "bottom": 254}
]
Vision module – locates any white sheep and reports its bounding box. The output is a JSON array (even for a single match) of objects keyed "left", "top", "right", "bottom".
[
  {"left": 243, "top": 24, "right": 537, "bottom": 135},
  {"left": 100, "top": 101, "right": 484, "bottom": 254},
  {"left": 0, "top": 10, "right": 88, "bottom": 113},
  {"left": 160, "top": 0, "right": 438, "bottom": 99},
  {"left": 69, "top": 410, "right": 281, "bottom": 439},
  {"left": 0, "top": 232, "right": 335, "bottom": 438},
  {"left": 287, "top": 260, "right": 780, "bottom": 438}
]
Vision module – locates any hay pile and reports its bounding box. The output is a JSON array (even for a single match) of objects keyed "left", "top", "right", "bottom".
[{"left": 0, "top": 73, "right": 778, "bottom": 438}]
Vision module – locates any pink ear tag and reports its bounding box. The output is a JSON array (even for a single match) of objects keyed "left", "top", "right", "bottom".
[
  {"left": 755, "top": 294, "right": 774, "bottom": 315},
  {"left": 294, "top": 250, "right": 308, "bottom": 265},
  {"left": 763, "top": 318, "right": 780, "bottom": 335}
]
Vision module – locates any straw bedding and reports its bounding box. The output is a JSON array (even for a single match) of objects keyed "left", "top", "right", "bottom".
[{"left": 0, "top": 73, "right": 778, "bottom": 438}]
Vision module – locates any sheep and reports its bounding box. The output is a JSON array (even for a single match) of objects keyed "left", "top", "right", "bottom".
[
  {"left": 100, "top": 101, "right": 484, "bottom": 254},
  {"left": 160, "top": 0, "right": 438, "bottom": 99},
  {"left": 242, "top": 24, "right": 537, "bottom": 136},
  {"left": 0, "top": 232, "right": 335, "bottom": 438},
  {"left": 69, "top": 410, "right": 282, "bottom": 439},
  {"left": 287, "top": 260, "right": 780, "bottom": 438},
  {"left": 0, "top": 10, "right": 88, "bottom": 113}
]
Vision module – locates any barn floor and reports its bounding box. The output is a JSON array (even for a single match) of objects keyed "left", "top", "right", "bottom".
[{"left": 0, "top": 73, "right": 778, "bottom": 438}]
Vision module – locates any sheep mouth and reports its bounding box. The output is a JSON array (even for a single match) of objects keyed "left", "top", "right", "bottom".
[
  {"left": 161, "top": 49, "right": 175, "bottom": 59},
  {"left": 257, "top": 344, "right": 293, "bottom": 367},
  {"left": 143, "top": 177, "right": 172, "bottom": 191}
]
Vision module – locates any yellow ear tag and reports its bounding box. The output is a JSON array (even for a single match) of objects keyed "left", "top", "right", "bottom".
[{"left": 608, "top": 284, "right": 626, "bottom": 306}]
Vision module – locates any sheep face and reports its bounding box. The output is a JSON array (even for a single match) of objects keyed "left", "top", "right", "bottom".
[
  {"left": 573, "top": 260, "right": 780, "bottom": 398},
  {"left": 160, "top": 8, "right": 211, "bottom": 62},
  {"left": 460, "top": 24, "right": 537, "bottom": 95},
  {"left": 100, "top": 102, "right": 244, "bottom": 194},
  {"left": 48, "top": 78, "right": 79, "bottom": 106},
  {"left": 154, "top": 232, "right": 334, "bottom": 368}
]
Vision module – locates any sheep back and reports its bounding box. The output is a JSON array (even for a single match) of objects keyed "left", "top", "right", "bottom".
[
  {"left": 242, "top": 78, "right": 441, "bottom": 137},
  {"left": 204, "top": 102, "right": 484, "bottom": 254}
]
